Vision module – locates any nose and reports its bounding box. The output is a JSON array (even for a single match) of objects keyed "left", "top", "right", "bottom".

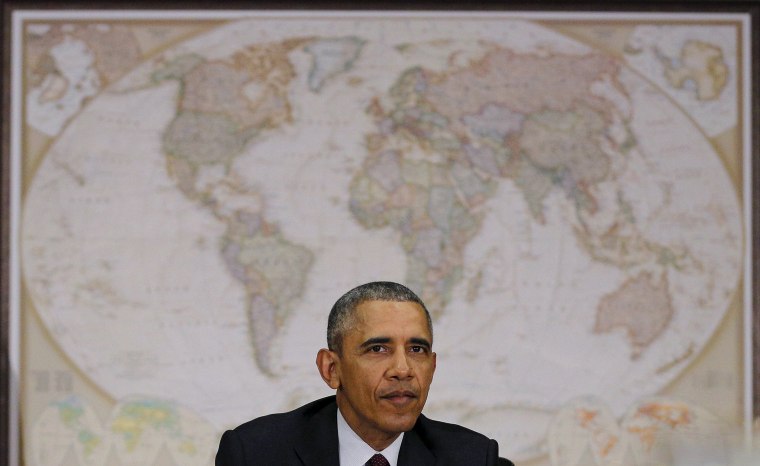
[{"left": 388, "top": 349, "right": 413, "bottom": 379}]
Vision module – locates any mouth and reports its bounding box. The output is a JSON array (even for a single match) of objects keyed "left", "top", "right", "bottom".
[{"left": 380, "top": 390, "right": 418, "bottom": 408}]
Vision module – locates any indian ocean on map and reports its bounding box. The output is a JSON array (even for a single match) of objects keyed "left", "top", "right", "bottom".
[{"left": 21, "top": 17, "right": 741, "bottom": 463}]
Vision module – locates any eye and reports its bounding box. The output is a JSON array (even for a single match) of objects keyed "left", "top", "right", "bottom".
[
  {"left": 369, "top": 345, "right": 386, "bottom": 353},
  {"left": 409, "top": 345, "right": 426, "bottom": 353}
]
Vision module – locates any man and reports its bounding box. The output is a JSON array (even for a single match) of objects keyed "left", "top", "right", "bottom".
[{"left": 216, "top": 281, "right": 510, "bottom": 465}]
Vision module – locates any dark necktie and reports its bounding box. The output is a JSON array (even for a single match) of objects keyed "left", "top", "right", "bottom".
[{"left": 366, "top": 453, "right": 390, "bottom": 466}]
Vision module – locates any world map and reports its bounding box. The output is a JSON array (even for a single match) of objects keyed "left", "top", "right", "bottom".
[{"left": 19, "top": 14, "right": 743, "bottom": 465}]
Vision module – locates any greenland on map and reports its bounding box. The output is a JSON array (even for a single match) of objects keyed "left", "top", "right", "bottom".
[{"left": 12, "top": 10, "right": 751, "bottom": 466}]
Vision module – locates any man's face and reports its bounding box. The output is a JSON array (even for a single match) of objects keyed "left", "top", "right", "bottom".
[{"left": 321, "top": 300, "right": 436, "bottom": 449}]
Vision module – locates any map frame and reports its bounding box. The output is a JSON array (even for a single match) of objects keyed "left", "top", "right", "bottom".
[{"left": 1, "top": 1, "right": 759, "bottom": 465}]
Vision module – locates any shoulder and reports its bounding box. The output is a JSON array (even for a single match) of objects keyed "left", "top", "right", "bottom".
[
  {"left": 415, "top": 414, "right": 492, "bottom": 445},
  {"left": 411, "top": 414, "right": 504, "bottom": 465},
  {"left": 216, "top": 396, "right": 337, "bottom": 465},
  {"left": 230, "top": 395, "right": 335, "bottom": 439}
]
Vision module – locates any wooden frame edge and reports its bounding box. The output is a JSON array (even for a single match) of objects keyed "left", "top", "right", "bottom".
[{"left": 0, "top": 2, "right": 757, "bottom": 465}]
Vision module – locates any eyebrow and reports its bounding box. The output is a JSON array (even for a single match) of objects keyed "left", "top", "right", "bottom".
[
  {"left": 360, "top": 337, "right": 390, "bottom": 349},
  {"left": 359, "top": 337, "right": 432, "bottom": 350},
  {"left": 409, "top": 337, "right": 432, "bottom": 350}
]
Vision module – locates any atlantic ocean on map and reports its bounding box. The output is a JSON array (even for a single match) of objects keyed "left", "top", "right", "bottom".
[{"left": 22, "top": 17, "right": 741, "bottom": 461}]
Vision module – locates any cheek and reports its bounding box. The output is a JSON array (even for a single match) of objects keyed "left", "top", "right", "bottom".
[
  {"left": 418, "top": 363, "right": 435, "bottom": 385},
  {"left": 351, "top": 364, "right": 384, "bottom": 391}
]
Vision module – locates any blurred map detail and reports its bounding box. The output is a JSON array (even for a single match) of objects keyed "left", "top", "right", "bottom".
[
  {"left": 623, "top": 25, "right": 738, "bottom": 136},
  {"left": 659, "top": 40, "right": 729, "bottom": 101},
  {"left": 548, "top": 397, "right": 732, "bottom": 466},
  {"left": 31, "top": 396, "right": 216, "bottom": 466},
  {"left": 25, "top": 23, "right": 142, "bottom": 136}
]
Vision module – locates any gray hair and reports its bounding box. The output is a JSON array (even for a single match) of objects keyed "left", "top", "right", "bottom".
[{"left": 327, "top": 281, "right": 432, "bottom": 353}]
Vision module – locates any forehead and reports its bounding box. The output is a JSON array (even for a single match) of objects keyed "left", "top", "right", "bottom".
[{"left": 351, "top": 300, "right": 431, "bottom": 338}]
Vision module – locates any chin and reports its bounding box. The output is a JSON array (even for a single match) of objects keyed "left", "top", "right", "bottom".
[{"left": 382, "top": 415, "right": 418, "bottom": 433}]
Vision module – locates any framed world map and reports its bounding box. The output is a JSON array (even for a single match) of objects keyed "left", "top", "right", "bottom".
[{"left": 2, "top": 2, "right": 758, "bottom": 466}]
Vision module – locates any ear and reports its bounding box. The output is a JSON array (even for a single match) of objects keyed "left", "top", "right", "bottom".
[{"left": 316, "top": 348, "right": 341, "bottom": 390}]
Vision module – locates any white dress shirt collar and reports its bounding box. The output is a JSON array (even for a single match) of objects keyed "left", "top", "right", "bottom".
[{"left": 337, "top": 407, "right": 404, "bottom": 466}]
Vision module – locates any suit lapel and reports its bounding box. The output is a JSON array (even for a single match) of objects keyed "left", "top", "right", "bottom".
[
  {"left": 398, "top": 427, "right": 436, "bottom": 466},
  {"left": 293, "top": 398, "right": 340, "bottom": 466}
]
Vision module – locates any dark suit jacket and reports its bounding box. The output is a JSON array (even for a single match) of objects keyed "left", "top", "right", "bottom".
[{"left": 216, "top": 396, "right": 512, "bottom": 466}]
